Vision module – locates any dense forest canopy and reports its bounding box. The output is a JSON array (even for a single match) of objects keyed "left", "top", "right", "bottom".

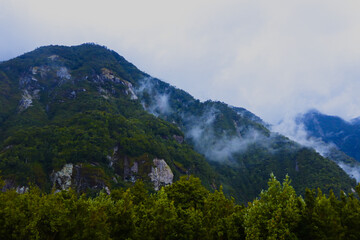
[{"left": 1, "top": 175, "right": 360, "bottom": 239}]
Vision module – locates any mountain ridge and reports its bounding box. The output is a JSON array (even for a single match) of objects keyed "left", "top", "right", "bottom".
[
  {"left": 298, "top": 109, "right": 360, "bottom": 162},
  {"left": 0, "top": 43, "right": 356, "bottom": 202}
]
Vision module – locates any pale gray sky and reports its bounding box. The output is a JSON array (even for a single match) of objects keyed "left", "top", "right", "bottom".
[{"left": 1, "top": 0, "right": 360, "bottom": 123}]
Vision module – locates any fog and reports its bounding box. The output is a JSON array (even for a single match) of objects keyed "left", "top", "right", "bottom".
[
  {"left": 272, "top": 113, "right": 360, "bottom": 182},
  {"left": 136, "top": 77, "right": 280, "bottom": 162}
]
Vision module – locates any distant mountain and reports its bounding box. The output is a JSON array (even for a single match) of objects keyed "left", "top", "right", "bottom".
[
  {"left": 298, "top": 110, "right": 360, "bottom": 162},
  {"left": 0, "top": 44, "right": 355, "bottom": 202}
]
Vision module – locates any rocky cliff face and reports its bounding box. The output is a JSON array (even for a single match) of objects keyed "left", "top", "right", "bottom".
[
  {"left": 149, "top": 158, "right": 174, "bottom": 191},
  {"left": 51, "top": 163, "right": 73, "bottom": 191},
  {"left": 50, "top": 158, "right": 174, "bottom": 193},
  {"left": 123, "top": 156, "right": 139, "bottom": 183},
  {"left": 51, "top": 163, "right": 110, "bottom": 194},
  {"left": 1, "top": 179, "right": 28, "bottom": 194},
  {"left": 110, "top": 144, "right": 175, "bottom": 190}
]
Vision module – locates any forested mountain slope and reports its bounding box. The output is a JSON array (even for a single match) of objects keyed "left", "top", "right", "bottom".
[{"left": 0, "top": 44, "right": 355, "bottom": 202}]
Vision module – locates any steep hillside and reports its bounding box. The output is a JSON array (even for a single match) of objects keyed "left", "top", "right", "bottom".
[
  {"left": 0, "top": 44, "right": 216, "bottom": 194},
  {"left": 135, "top": 77, "right": 356, "bottom": 201},
  {"left": 0, "top": 44, "right": 356, "bottom": 202}
]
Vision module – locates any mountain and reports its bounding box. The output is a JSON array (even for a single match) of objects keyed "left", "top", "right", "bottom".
[
  {"left": 0, "top": 44, "right": 216, "bottom": 195},
  {"left": 0, "top": 44, "right": 356, "bottom": 202},
  {"left": 134, "top": 78, "right": 356, "bottom": 200},
  {"left": 298, "top": 110, "right": 360, "bottom": 162}
]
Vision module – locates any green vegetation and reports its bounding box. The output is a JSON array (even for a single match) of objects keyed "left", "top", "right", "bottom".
[
  {"left": 135, "top": 75, "right": 356, "bottom": 202},
  {"left": 0, "top": 43, "right": 217, "bottom": 194},
  {"left": 0, "top": 175, "right": 359, "bottom": 239},
  {"left": 0, "top": 43, "right": 356, "bottom": 203},
  {"left": 212, "top": 145, "right": 356, "bottom": 202},
  {"left": 0, "top": 110, "right": 216, "bottom": 191}
]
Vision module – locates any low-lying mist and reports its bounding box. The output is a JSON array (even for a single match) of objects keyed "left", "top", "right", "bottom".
[
  {"left": 136, "top": 77, "right": 172, "bottom": 116},
  {"left": 184, "top": 107, "right": 271, "bottom": 161},
  {"left": 135, "top": 77, "right": 290, "bottom": 163},
  {"left": 272, "top": 114, "right": 360, "bottom": 182},
  {"left": 135, "top": 77, "right": 360, "bottom": 182}
]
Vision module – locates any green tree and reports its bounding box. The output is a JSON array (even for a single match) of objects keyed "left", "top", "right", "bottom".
[
  {"left": 134, "top": 188, "right": 178, "bottom": 240},
  {"left": 244, "top": 174, "right": 303, "bottom": 240},
  {"left": 109, "top": 188, "right": 136, "bottom": 239},
  {"left": 165, "top": 175, "right": 209, "bottom": 210},
  {"left": 203, "top": 186, "right": 245, "bottom": 240},
  {"left": 312, "top": 189, "right": 343, "bottom": 240},
  {"left": 340, "top": 191, "right": 360, "bottom": 240}
]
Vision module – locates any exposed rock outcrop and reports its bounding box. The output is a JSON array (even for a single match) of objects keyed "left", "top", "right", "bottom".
[
  {"left": 52, "top": 163, "right": 110, "bottom": 194},
  {"left": 56, "top": 67, "right": 71, "bottom": 80},
  {"left": 48, "top": 54, "right": 59, "bottom": 61},
  {"left": 18, "top": 90, "right": 34, "bottom": 111},
  {"left": 72, "top": 164, "right": 109, "bottom": 193},
  {"left": 18, "top": 72, "right": 42, "bottom": 112},
  {"left": 98, "top": 68, "right": 138, "bottom": 100},
  {"left": 1, "top": 179, "right": 29, "bottom": 194},
  {"left": 51, "top": 163, "right": 73, "bottom": 192},
  {"left": 123, "top": 156, "right": 139, "bottom": 183},
  {"left": 31, "top": 66, "right": 50, "bottom": 77},
  {"left": 108, "top": 146, "right": 118, "bottom": 168},
  {"left": 123, "top": 80, "right": 138, "bottom": 100},
  {"left": 149, "top": 158, "right": 174, "bottom": 191},
  {"left": 18, "top": 64, "right": 73, "bottom": 112},
  {"left": 16, "top": 186, "right": 29, "bottom": 194}
]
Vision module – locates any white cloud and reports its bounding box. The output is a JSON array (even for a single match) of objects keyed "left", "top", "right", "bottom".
[
  {"left": 1, "top": 0, "right": 360, "bottom": 123},
  {"left": 272, "top": 113, "right": 360, "bottom": 182},
  {"left": 271, "top": 113, "right": 335, "bottom": 156}
]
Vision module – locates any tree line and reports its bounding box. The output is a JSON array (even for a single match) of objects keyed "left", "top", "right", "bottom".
[{"left": 1, "top": 174, "right": 360, "bottom": 240}]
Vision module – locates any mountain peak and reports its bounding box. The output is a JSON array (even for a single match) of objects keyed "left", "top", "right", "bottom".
[{"left": 0, "top": 44, "right": 356, "bottom": 202}]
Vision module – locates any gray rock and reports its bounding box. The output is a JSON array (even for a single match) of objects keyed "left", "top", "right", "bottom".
[
  {"left": 149, "top": 158, "right": 174, "bottom": 191},
  {"left": 123, "top": 156, "right": 139, "bottom": 183},
  {"left": 51, "top": 163, "right": 73, "bottom": 191},
  {"left": 131, "top": 161, "right": 138, "bottom": 173},
  {"left": 16, "top": 186, "right": 29, "bottom": 194},
  {"left": 48, "top": 55, "right": 59, "bottom": 61},
  {"left": 123, "top": 80, "right": 138, "bottom": 100},
  {"left": 57, "top": 67, "right": 71, "bottom": 80},
  {"left": 104, "top": 186, "right": 111, "bottom": 195},
  {"left": 18, "top": 90, "right": 33, "bottom": 112}
]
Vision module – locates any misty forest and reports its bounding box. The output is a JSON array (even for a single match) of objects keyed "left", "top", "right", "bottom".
[{"left": 1, "top": 44, "right": 360, "bottom": 239}]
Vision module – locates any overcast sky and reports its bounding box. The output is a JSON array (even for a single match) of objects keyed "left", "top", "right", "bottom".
[{"left": 1, "top": 0, "right": 360, "bottom": 124}]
